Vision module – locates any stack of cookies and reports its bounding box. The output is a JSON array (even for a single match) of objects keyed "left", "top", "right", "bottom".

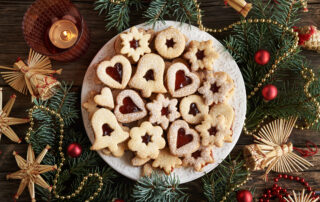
[{"left": 83, "top": 26, "right": 235, "bottom": 175}]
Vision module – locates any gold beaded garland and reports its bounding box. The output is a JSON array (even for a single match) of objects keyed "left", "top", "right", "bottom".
[
  {"left": 25, "top": 105, "right": 104, "bottom": 201},
  {"left": 192, "top": 0, "right": 320, "bottom": 135}
]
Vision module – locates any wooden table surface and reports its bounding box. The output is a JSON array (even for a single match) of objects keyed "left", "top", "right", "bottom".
[{"left": 0, "top": 0, "right": 320, "bottom": 201}]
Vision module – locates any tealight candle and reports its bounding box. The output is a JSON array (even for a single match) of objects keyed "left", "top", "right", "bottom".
[{"left": 48, "top": 19, "right": 79, "bottom": 49}]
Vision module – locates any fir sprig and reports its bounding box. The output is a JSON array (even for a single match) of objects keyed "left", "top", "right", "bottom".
[{"left": 132, "top": 172, "right": 190, "bottom": 202}]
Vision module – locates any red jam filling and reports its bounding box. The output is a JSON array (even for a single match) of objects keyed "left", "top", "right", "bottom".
[
  {"left": 130, "top": 39, "right": 139, "bottom": 49},
  {"left": 143, "top": 69, "right": 155, "bottom": 81},
  {"left": 210, "top": 83, "right": 220, "bottom": 93},
  {"left": 177, "top": 128, "right": 193, "bottom": 148},
  {"left": 142, "top": 133, "right": 152, "bottom": 145},
  {"left": 119, "top": 97, "right": 141, "bottom": 114},
  {"left": 102, "top": 124, "right": 113, "bottom": 136},
  {"left": 161, "top": 107, "right": 170, "bottom": 116},
  {"left": 165, "top": 38, "right": 175, "bottom": 48},
  {"left": 208, "top": 126, "right": 218, "bottom": 136},
  {"left": 106, "top": 63, "right": 123, "bottom": 83},
  {"left": 196, "top": 50, "right": 205, "bottom": 60},
  {"left": 188, "top": 103, "right": 200, "bottom": 116},
  {"left": 191, "top": 150, "right": 202, "bottom": 159},
  {"left": 175, "top": 70, "right": 192, "bottom": 90}
]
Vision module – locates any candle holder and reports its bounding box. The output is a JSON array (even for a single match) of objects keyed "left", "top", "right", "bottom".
[{"left": 22, "top": 0, "right": 90, "bottom": 62}]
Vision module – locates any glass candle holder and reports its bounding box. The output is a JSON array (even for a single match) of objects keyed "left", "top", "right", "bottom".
[{"left": 22, "top": 0, "right": 90, "bottom": 62}]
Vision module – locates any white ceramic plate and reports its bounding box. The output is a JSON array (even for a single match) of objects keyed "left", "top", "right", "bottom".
[{"left": 81, "top": 21, "right": 246, "bottom": 183}]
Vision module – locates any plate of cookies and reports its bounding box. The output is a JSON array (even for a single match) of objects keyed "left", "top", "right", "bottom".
[{"left": 81, "top": 21, "right": 246, "bottom": 183}]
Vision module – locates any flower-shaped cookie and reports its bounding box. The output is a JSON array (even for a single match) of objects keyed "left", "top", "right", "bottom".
[
  {"left": 146, "top": 94, "right": 180, "bottom": 129},
  {"left": 195, "top": 114, "right": 232, "bottom": 147},
  {"left": 184, "top": 40, "right": 219, "bottom": 71},
  {"left": 90, "top": 108, "right": 129, "bottom": 152},
  {"left": 120, "top": 26, "right": 151, "bottom": 62},
  {"left": 128, "top": 121, "right": 166, "bottom": 159},
  {"left": 152, "top": 148, "right": 182, "bottom": 174},
  {"left": 183, "top": 146, "right": 214, "bottom": 172},
  {"left": 198, "top": 72, "right": 235, "bottom": 105}
]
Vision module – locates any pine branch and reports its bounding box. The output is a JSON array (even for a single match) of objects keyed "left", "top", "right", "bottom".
[
  {"left": 132, "top": 172, "right": 190, "bottom": 202},
  {"left": 144, "top": 0, "right": 169, "bottom": 26}
]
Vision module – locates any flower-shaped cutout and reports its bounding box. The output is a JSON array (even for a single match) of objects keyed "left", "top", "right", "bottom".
[
  {"left": 146, "top": 94, "right": 180, "bottom": 129},
  {"left": 184, "top": 40, "right": 218, "bottom": 71},
  {"left": 195, "top": 114, "right": 232, "bottom": 147},
  {"left": 198, "top": 72, "right": 234, "bottom": 105},
  {"left": 183, "top": 145, "right": 214, "bottom": 172}
]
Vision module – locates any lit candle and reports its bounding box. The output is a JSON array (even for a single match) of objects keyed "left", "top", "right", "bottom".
[{"left": 48, "top": 19, "right": 79, "bottom": 49}]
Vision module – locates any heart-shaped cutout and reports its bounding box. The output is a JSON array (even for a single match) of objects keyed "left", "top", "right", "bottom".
[
  {"left": 94, "top": 87, "right": 114, "bottom": 109},
  {"left": 114, "top": 89, "right": 147, "bottom": 123},
  {"left": 96, "top": 55, "right": 132, "bottom": 89},
  {"left": 166, "top": 62, "right": 200, "bottom": 97},
  {"left": 167, "top": 120, "right": 200, "bottom": 157},
  {"left": 90, "top": 108, "right": 129, "bottom": 152},
  {"left": 129, "top": 53, "right": 167, "bottom": 97}
]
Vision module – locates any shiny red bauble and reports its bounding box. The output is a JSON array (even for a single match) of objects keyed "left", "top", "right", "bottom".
[
  {"left": 67, "top": 143, "right": 82, "bottom": 158},
  {"left": 262, "top": 84, "right": 278, "bottom": 101},
  {"left": 237, "top": 190, "right": 253, "bottom": 202},
  {"left": 254, "top": 49, "right": 270, "bottom": 65}
]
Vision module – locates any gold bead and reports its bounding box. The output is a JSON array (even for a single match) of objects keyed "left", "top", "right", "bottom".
[
  {"left": 262, "top": 78, "right": 266, "bottom": 82},
  {"left": 94, "top": 173, "right": 99, "bottom": 177},
  {"left": 99, "top": 182, "right": 103, "bottom": 186},
  {"left": 273, "top": 21, "right": 278, "bottom": 25},
  {"left": 71, "top": 193, "right": 76, "bottom": 197},
  {"left": 85, "top": 200, "right": 89, "bottom": 202},
  {"left": 98, "top": 188, "right": 102, "bottom": 192},
  {"left": 254, "top": 19, "right": 259, "bottom": 23},
  {"left": 75, "top": 190, "right": 80, "bottom": 194},
  {"left": 61, "top": 196, "right": 65, "bottom": 200},
  {"left": 99, "top": 176, "right": 103, "bottom": 180},
  {"left": 84, "top": 176, "right": 88, "bottom": 180},
  {"left": 266, "top": 73, "right": 270, "bottom": 78},
  {"left": 94, "top": 192, "right": 98, "bottom": 196},
  {"left": 250, "top": 92, "right": 255, "bottom": 96},
  {"left": 224, "top": 27, "right": 228, "bottom": 31},
  {"left": 237, "top": 21, "right": 241, "bottom": 25},
  {"left": 270, "top": 69, "right": 274, "bottom": 73},
  {"left": 254, "top": 87, "right": 259, "bottom": 92},
  {"left": 248, "top": 19, "right": 253, "bottom": 23},
  {"left": 222, "top": 196, "right": 227, "bottom": 200},
  {"left": 267, "top": 19, "right": 272, "bottom": 23},
  {"left": 53, "top": 180, "right": 57, "bottom": 183},
  {"left": 260, "top": 19, "right": 265, "bottom": 23},
  {"left": 67, "top": 195, "right": 71, "bottom": 199},
  {"left": 53, "top": 185, "right": 57, "bottom": 189},
  {"left": 213, "top": 29, "right": 217, "bottom": 33},
  {"left": 59, "top": 147, "right": 62, "bottom": 151},
  {"left": 90, "top": 196, "right": 94, "bottom": 200},
  {"left": 218, "top": 29, "right": 222, "bottom": 32},
  {"left": 89, "top": 173, "right": 93, "bottom": 177},
  {"left": 241, "top": 20, "right": 246, "bottom": 24}
]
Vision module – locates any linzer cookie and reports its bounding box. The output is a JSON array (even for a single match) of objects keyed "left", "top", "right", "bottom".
[
  {"left": 166, "top": 62, "right": 200, "bottom": 97},
  {"left": 198, "top": 72, "right": 235, "bottom": 105},
  {"left": 128, "top": 121, "right": 165, "bottom": 159},
  {"left": 114, "top": 89, "right": 147, "bottom": 123},
  {"left": 94, "top": 87, "right": 114, "bottom": 109},
  {"left": 146, "top": 94, "right": 180, "bottom": 129},
  {"left": 167, "top": 120, "right": 200, "bottom": 157},
  {"left": 184, "top": 40, "right": 219, "bottom": 71},
  {"left": 129, "top": 53, "right": 167, "bottom": 97},
  {"left": 209, "top": 103, "right": 235, "bottom": 129},
  {"left": 90, "top": 108, "right": 129, "bottom": 152},
  {"left": 152, "top": 148, "right": 182, "bottom": 174},
  {"left": 154, "top": 26, "right": 186, "bottom": 59},
  {"left": 196, "top": 114, "right": 232, "bottom": 147},
  {"left": 179, "top": 95, "right": 209, "bottom": 124},
  {"left": 183, "top": 146, "right": 214, "bottom": 172},
  {"left": 96, "top": 55, "right": 132, "bottom": 89},
  {"left": 119, "top": 26, "right": 151, "bottom": 62}
]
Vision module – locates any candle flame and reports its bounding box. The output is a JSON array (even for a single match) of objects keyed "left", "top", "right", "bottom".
[{"left": 60, "top": 30, "right": 71, "bottom": 41}]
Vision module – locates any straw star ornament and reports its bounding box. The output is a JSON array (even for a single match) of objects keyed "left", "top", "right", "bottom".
[
  {"left": 285, "top": 189, "right": 319, "bottom": 202},
  {"left": 6, "top": 144, "right": 57, "bottom": 202},
  {"left": 0, "top": 89, "right": 29, "bottom": 143}
]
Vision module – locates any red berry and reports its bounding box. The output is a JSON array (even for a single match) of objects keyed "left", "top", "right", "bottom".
[
  {"left": 278, "top": 186, "right": 282, "bottom": 190},
  {"left": 274, "top": 178, "right": 279, "bottom": 182},
  {"left": 278, "top": 195, "right": 283, "bottom": 199},
  {"left": 276, "top": 190, "right": 280, "bottom": 194},
  {"left": 282, "top": 189, "right": 287, "bottom": 193},
  {"left": 289, "top": 176, "right": 294, "bottom": 180},
  {"left": 268, "top": 194, "right": 272, "bottom": 198},
  {"left": 300, "top": 178, "right": 305, "bottom": 183},
  {"left": 267, "top": 190, "right": 272, "bottom": 194},
  {"left": 278, "top": 174, "right": 283, "bottom": 178},
  {"left": 259, "top": 199, "right": 264, "bottom": 202},
  {"left": 295, "top": 176, "right": 300, "bottom": 181},
  {"left": 266, "top": 200, "right": 270, "bottom": 202},
  {"left": 285, "top": 193, "right": 290, "bottom": 197},
  {"left": 263, "top": 194, "right": 267, "bottom": 198},
  {"left": 304, "top": 182, "right": 309, "bottom": 187},
  {"left": 307, "top": 187, "right": 312, "bottom": 191},
  {"left": 283, "top": 174, "right": 288, "bottom": 179},
  {"left": 312, "top": 192, "right": 316, "bottom": 196},
  {"left": 273, "top": 184, "right": 278, "bottom": 188}
]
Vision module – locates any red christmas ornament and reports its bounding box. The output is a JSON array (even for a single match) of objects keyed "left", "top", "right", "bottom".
[
  {"left": 237, "top": 190, "right": 253, "bottom": 202},
  {"left": 67, "top": 143, "right": 82, "bottom": 158},
  {"left": 262, "top": 84, "right": 278, "bottom": 101},
  {"left": 254, "top": 49, "right": 270, "bottom": 65},
  {"left": 112, "top": 199, "right": 124, "bottom": 202}
]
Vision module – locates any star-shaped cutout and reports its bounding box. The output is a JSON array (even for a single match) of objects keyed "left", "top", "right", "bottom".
[
  {"left": 0, "top": 93, "right": 30, "bottom": 143},
  {"left": 7, "top": 144, "right": 57, "bottom": 202}
]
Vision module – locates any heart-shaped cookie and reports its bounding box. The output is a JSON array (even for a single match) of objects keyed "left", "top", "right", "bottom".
[
  {"left": 114, "top": 89, "right": 147, "bottom": 123},
  {"left": 166, "top": 62, "right": 200, "bottom": 97},
  {"left": 94, "top": 87, "right": 114, "bottom": 109},
  {"left": 96, "top": 55, "right": 132, "bottom": 89},
  {"left": 129, "top": 53, "right": 167, "bottom": 97},
  {"left": 167, "top": 120, "right": 200, "bottom": 157},
  {"left": 90, "top": 108, "right": 129, "bottom": 152}
]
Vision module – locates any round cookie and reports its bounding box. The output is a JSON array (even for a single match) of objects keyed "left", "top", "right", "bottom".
[{"left": 154, "top": 26, "right": 186, "bottom": 59}]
